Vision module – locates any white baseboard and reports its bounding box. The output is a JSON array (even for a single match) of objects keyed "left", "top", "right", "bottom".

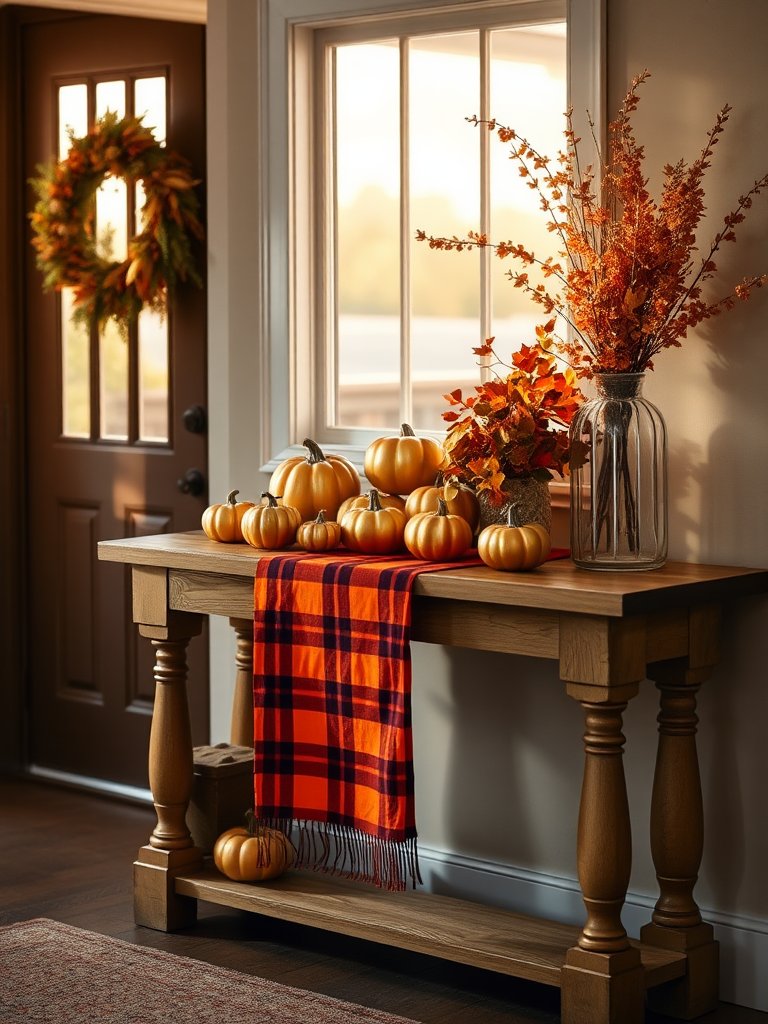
[
  {"left": 418, "top": 842, "right": 768, "bottom": 1013},
  {"left": 28, "top": 764, "right": 153, "bottom": 806}
]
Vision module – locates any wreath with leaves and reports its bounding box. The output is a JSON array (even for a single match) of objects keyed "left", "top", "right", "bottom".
[{"left": 29, "top": 111, "right": 204, "bottom": 330}]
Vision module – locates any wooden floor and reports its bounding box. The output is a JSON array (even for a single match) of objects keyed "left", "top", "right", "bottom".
[{"left": 0, "top": 777, "right": 764, "bottom": 1024}]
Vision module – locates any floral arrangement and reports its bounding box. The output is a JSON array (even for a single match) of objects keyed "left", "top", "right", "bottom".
[
  {"left": 418, "top": 71, "right": 768, "bottom": 377},
  {"left": 29, "top": 111, "right": 204, "bottom": 330},
  {"left": 441, "top": 332, "right": 584, "bottom": 506}
]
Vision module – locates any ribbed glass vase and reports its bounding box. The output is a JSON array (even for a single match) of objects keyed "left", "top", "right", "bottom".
[{"left": 569, "top": 372, "right": 667, "bottom": 570}]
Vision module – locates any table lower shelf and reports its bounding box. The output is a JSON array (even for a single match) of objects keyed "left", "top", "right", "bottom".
[{"left": 174, "top": 867, "right": 687, "bottom": 991}]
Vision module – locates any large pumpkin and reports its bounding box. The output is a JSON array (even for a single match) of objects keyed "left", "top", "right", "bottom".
[
  {"left": 404, "top": 472, "right": 480, "bottom": 532},
  {"left": 201, "top": 489, "right": 255, "bottom": 543},
  {"left": 268, "top": 438, "right": 360, "bottom": 521},
  {"left": 213, "top": 814, "right": 295, "bottom": 882},
  {"left": 363, "top": 424, "right": 444, "bottom": 496},
  {"left": 477, "top": 506, "right": 551, "bottom": 571},
  {"left": 241, "top": 492, "right": 301, "bottom": 550},
  {"left": 340, "top": 489, "right": 407, "bottom": 554},
  {"left": 404, "top": 497, "right": 473, "bottom": 561}
]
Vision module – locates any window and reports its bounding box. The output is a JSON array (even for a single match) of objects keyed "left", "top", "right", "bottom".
[{"left": 259, "top": 0, "right": 604, "bottom": 471}]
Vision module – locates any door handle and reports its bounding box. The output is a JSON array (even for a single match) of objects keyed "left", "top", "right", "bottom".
[
  {"left": 182, "top": 405, "right": 207, "bottom": 434},
  {"left": 177, "top": 468, "right": 206, "bottom": 497}
]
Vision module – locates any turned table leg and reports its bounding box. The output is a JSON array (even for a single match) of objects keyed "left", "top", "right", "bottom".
[
  {"left": 133, "top": 613, "right": 204, "bottom": 931},
  {"left": 641, "top": 660, "right": 719, "bottom": 1019},
  {"left": 561, "top": 688, "right": 645, "bottom": 1024},
  {"left": 229, "top": 617, "right": 254, "bottom": 748}
]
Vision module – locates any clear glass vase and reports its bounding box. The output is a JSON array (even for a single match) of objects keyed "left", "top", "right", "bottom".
[{"left": 570, "top": 372, "right": 667, "bottom": 570}]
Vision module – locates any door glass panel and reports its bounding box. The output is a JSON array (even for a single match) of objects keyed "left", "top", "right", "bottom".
[
  {"left": 134, "top": 76, "right": 166, "bottom": 143},
  {"left": 138, "top": 308, "right": 169, "bottom": 442},
  {"left": 61, "top": 289, "right": 90, "bottom": 438},
  {"left": 95, "top": 79, "right": 126, "bottom": 119},
  {"left": 58, "top": 83, "right": 87, "bottom": 158},
  {"left": 133, "top": 76, "right": 170, "bottom": 443},
  {"left": 99, "top": 319, "right": 128, "bottom": 440}
]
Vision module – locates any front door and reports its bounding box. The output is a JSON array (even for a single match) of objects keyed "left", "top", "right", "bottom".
[{"left": 23, "top": 11, "right": 209, "bottom": 789}]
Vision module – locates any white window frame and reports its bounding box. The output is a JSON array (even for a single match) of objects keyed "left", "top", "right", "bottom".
[{"left": 257, "top": 0, "right": 605, "bottom": 477}]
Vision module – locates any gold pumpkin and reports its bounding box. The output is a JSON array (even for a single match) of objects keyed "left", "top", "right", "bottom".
[
  {"left": 404, "top": 497, "right": 474, "bottom": 561},
  {"left": 201, "top": 489, "right": 255, "bottom": 543},
  {"left": 363, "top": 423, "right": 444, "bottom": 496},
  {"left": 404, "top": 473, "right": 480, "bottom": 532},
  {"left": 340, "top": 489, "right": 407, "bottom": 554},
  {"left": 337, "top": 491, "right": 406, "bottom": 522},
  {"left": 477, "top": 506, "right": 551, "bottom": 571},
  {"left": 240, "top": 492, "right": 301, "bottom": 550},
  {"left": 213, "top": 815, "right": 295, "bottom": 883},
  {"left": 268, "top": 438, "right": 360, "bottom": 522},
  {"left": 296, "top": 509, "right": 342, "bottom": 552}
]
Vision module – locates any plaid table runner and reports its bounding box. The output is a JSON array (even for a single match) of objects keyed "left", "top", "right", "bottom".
[{"left": 252, "top": 548, "right": 566, "bottom": 891}]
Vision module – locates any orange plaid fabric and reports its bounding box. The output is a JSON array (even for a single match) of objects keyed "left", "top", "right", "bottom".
[{"left": 252, "top": 550, "right": 482, "bottom": 890}]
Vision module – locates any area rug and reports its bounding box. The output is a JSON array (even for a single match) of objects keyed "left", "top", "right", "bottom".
[{"left": 0, "top": 918, "right": 420, "bottom": 1024}]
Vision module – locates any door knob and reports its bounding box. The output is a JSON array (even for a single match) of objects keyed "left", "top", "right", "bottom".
[
  {"left": 182, "top": 404, "right": 207, "bottom": 434},
  {"left": 177, "top": 468, "right": 206, "bottom": 497}
]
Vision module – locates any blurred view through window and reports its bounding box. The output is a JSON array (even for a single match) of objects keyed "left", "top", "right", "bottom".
[{"left": 327, "top": 20, "right": 566, "bottom": 433}]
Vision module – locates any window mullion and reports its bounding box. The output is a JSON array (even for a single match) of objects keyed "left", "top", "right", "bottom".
[
  {"left": 399, "top": 37, "right": 413, "bottom": 426},
  {"left": 479, "top": 28, "right": 492, "bottom": 385}
]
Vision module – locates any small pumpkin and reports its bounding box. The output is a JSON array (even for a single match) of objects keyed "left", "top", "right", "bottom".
[
  {"left": 337, "top": 491, "right": 406, "bottom": 522},
  {"left": 241, "top": 492, "right": 301, "bottom": 550},
  {"left": 477, "top": 505, "right": 552, "bottom": 571},
  {"left": 201, "top": 489, "right": 255, "bottom": 543},
  {"left": 363, "top": 423, "right": 444, "bottom": 496},
  {"left": 213, "top": 812, "right": 295, "bottom": 882},
  {"left": 296, "top": 509, "right": 342, "bottom": 552},
  {"left": 404, "top": 497, "right": 474, "bottom": 561},
  {"left": 268, "top": 438, "right": 360, "bottom": 522},
  {"left": 404, "top": 472, "right": 480, "bottom": 532},
  {"left": 340, "top": 488, "right": 407, "bottom": 554}
]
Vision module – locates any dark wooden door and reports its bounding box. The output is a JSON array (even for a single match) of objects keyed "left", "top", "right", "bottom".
[{"left": 23, "top": 12, "right": 209, "bottom": 789}]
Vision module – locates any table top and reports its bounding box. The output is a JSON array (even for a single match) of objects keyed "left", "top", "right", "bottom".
[{"left": 98, "top": 532, "right": 768, "bottom": 619}]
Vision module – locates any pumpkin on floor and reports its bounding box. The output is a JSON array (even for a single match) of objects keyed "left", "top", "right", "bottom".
[{"left": 213, "top": 814, "right": 295, "bottom": 882}]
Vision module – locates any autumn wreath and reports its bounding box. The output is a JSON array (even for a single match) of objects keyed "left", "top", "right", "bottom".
[{"left": 29, "top": 111, "right": 204, "bottom": 330}]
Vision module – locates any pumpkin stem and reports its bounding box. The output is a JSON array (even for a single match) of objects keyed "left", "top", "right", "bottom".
[
  {"left": 400, "top": 423, "right": 416, "bottom": 437},
  {"left": 505, "top": 503, "right": 523, "bottom": 528},
  {"left": 303, "top": 438, "right": 327, "bottom": 464},
  {"left": 226, "top": 489, "right": 239, "bottom": 504},
  {"left": 368, "top": 489, "right": 383, "bottom": 512},
  {"left": 261, "top": 492, "right": 280, "bottom": 508},
  {"left": 244, "top": 808, "right": 257, "bottom": 836},
  {"left": 435, "top": 497, "right": 449, "bottom": 517},
  {"left": 315, "top": 509, "right": 327, "bottom": 524}
]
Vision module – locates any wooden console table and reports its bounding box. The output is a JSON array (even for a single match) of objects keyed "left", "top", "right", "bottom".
[{"left": 98, "top": 532, "right": 768, "bottom": 1024}]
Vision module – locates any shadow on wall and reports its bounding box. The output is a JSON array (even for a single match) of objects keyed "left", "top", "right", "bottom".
[{"left": 423, "top": 644, "right": 584, "bottom": 893}]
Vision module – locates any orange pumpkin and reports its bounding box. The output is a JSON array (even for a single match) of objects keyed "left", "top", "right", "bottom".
[
  {"left": 477, "top": 506, "right": 551, "bottom": 571},
  {"left": 201, "top": 489, "right": 255, "bottom": 543},
  {"left": 404, "top": 497, "right": 474, "bottom": 561},
  {"left": 363, "top": 423, "right": 444, "bottom": 496},
  {"left": 337, "top": 491, "right": 406, "bottom": 522},
  {"left": 268, "top": 438, "right": 360, "bottom": 521},
  {"left": 340, "top": 489, "right": 407, "bottom": 554},
  {"left": 404, "top": 473, "right": 480, "bottom": 532},
  {"left": 296, "top": 509, "right": 342, "bottom": 552},
  {"left": 241, "top": 492, "right": 301, "bottom": 550},
  {"left": 213, "top": 814, "right": 295, "bottom": 882}
]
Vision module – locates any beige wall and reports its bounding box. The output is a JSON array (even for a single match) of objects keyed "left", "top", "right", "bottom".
[{"left": 206, "top": 0, "right": 768, "bottom": 999}]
